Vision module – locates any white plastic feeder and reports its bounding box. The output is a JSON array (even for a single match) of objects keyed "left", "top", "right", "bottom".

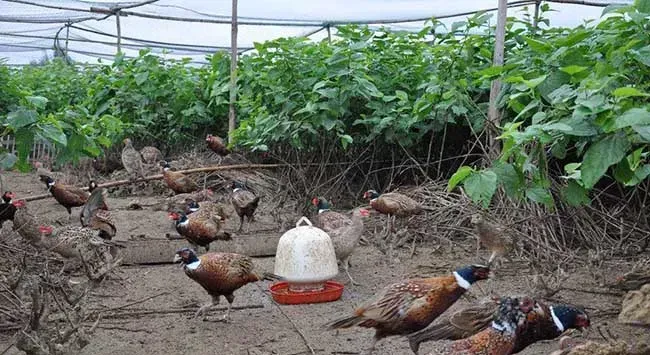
[{"left": 274, "top": 217, "right": 339, "bottom": 292}]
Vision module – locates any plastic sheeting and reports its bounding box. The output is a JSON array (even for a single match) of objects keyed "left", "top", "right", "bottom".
[{"left": 0, "top": 0, "right": 635, "bottom": 65}]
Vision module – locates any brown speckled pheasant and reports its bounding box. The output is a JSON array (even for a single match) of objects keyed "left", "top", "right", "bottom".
[
  {"left": 161, "top": 161, "right": 198, "bottom": 194},
  {"left": 164, "top": 189, "right": 214, "bottom": 212},
  {"left": 139, "top": 145, "right": 163, "bottom": 165},
  {"left": 470, "top": 214, "right": 516, "bottom": 265},
  {"left": 121, "top": 138, "right": 146, "bottom": 180},
  {"left": 173, "top": 248, "right": 280, "bottom": 320},
  {"left": 230, "top": 181, "right": 260, "bottom": 232},
  {"left": 326, "top": 264, "right": 490, "bottom": 354},
  {"left": 206, "top": 134, "right": 230, "bottom": 156},
  {"left": 363, "top": 189, "right": 431, "bottom": 235},
  {"left": 311, "top": 197, "right": 369, "bottom": 285}
]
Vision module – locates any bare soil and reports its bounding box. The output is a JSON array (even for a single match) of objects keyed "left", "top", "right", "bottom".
[{"left": 1, "top": 170, "right": 648, "bottom": 355}]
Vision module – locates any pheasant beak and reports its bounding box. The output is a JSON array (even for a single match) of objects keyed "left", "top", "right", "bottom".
[
  {"left": 363, "top": 191, "right": 369, "bottom": 199},
  {"left": 172, "top": 254, "right": 182, "bottom": 263},
  {"left": 168, "top": 212, "right": 179, "bottom": 220}
]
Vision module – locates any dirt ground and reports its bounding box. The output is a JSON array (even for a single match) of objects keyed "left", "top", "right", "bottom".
[{"left": 1, "top": 170, "right": 649, "bottom": 355}]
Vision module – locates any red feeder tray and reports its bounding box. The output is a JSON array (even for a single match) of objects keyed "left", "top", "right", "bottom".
[{"left": 269, "top": 281, "right": 344, "bottom": 305}]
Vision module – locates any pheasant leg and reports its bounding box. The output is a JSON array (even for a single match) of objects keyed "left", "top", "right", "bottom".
[
  {"left": 342, "top": 256, "right": 361, "bottom": 286},
  {"left": 238, "top": 216, "right": 244, "bottom": 233},
  {"left": 194, "top": 295, "right": 220, "bottom": 319}
]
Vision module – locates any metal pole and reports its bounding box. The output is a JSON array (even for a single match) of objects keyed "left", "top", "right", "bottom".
[
  {"left": 64, "top": 23, "right": 70, "bottom": 62},
  {"left": 228, "top": 0, "right": 238, "bottom": 139},
  {"left": 326, "top": 24, "right": 331, "bottom": 42},
  {"left": 487, "top": 0, "right": 508, "bottom": 159},
  {"left": 115, "top": 12, "right": 122, "bottom": 54},
  {"left": 533, "top": 0, "right": 541, "bottom": 28}
]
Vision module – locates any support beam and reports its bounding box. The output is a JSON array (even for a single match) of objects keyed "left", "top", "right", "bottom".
[
  {"left": 115, "top": 12, "right": 122, "bottom": 54},
  {"left": 487, "top": 0, "right": 508, "bottom": 160},
  {"left": 326, "top": 24, "right": 332, "bottom": 42},
  {"left": 228, "top": 0, "right": 238, "bottom": 140},
  {"left": 533, "top": 0, "right": 541, "bottom": 28}
]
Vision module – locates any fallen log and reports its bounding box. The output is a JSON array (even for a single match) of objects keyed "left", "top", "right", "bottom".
[
  {"left": 24, "top": 163, "right": 287, "bottom": 202},
  {"left": 120, "top": 233, "right": 281, "bottom": 264}
]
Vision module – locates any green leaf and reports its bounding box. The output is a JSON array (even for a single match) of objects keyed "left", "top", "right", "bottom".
[
  {"left": 463, "top": 170, "right": 498, "bottom": 208},
  {"left": 532, "top": 112, "right": 546, "bottom": 124},
  {"left": 612, "top": 87, "right": 649, "bottom": 98},
  {"left": 636, "top": 0, "right": 650, "bottom": 13},
  {"left": 562, "top": 180, "right": 590, "bottom": 206},
  {"left": 0, "top": 152, "right": 18, "bottom": 170},
  {"left": 525, "top": 187, "right": 554, "bottom": 207},
  {"left": 448, "top": 166, "right": 474, "bottom": 192},
  {"left": 6, "top": 109, "right": 38, "bottom": 129},
  {"left": 134, "top": 72, "right": 149, "bottom": 86},
  {"left": 492, "top": 162, "right": 522, "bottom": 198},
  {"left": 524, "top": 37, "right": 553, "bottom": 53},
  {"left": 632, "top": 125, "right": 650, "bottom": 141},
  {"left": 339, "top": 134, "right": 353, "bottom": 149},
  {"left": 581, "top": 134, "right": 631, "bottom": 188},
  {"left": 525, "top": 75, "right": 547, "bottom": 89},
  {"left": 25, "top": 96, "right": 49, "bottom": 110},
  {"left": 559, "top": 65, "right": 588, "bottom": 75},
  {"left": 395, "top": 90, "right": 408, "bottom": 101},
  {"left": 630, "top": 45, "right": 650, "bottom": 67},
  {"left": 614, "top": 108, "right": 650, "bottom": 129},
  {"left": 38, "top": 124, "right": 68, "bottom": 146}
]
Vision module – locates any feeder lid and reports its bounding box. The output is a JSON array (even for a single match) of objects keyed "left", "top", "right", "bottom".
[{"left": 274, "top": 216, "right": 339, "bottom": 283}]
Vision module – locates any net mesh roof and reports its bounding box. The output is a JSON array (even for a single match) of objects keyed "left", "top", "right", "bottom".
[{"left": 0, "top": 0, "right": 635, "bottom": 65}]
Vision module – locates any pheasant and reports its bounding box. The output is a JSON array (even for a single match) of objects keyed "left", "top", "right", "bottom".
[
  {"left": 40, "top": 176, "right": 89, "bottom": 221},
  {"left": 426, "top": 296, "right": 535, "bottom": 355},
  {"left": 408, "top": 298, "right": 590, "bottom": 354},
  {"left": 169, "top": 211, "right": 231, "bottom": 252},
  {"left": 163, "top": 189, "right": 214, "bottom": 212},
  {"left": 37, "top": 224, "right": 124, "bottom": 279},
  {"left": 206, "top": 134, "right": 230, "bottom": 156},
  {"left": 11, "top": 199, "right": 43, "bottom": 246},
  {"left": 161, "top": 161, "right": 198, "bottom": 194},
  {"left": 230, "top": 181, "right": 260, "bottom": 232},
  {"left": 121, "top": 138, "right": 146, "bottom": 180},
  {"left": 173, "top": 247, "right": 280, "bottom": 320},
  {"left": 470, "top": 214, "right": 516, "bottom": 265},
  {"left": 139, "top": 145, "right": 162, "bottom": 165},
  {"left": 311, "top": 197, "right": 369, "bottom": 285},
  {"left": 185, "top": 200, "right": 228, "bottom": 222},
  {"left": 363, "top": 189, "right": 431, "bottom": 235},
  {"left": 311, "top": 197, "right": 352, "bottom": 232},
  {"left": 326, "top": 264, "right": 490, "bottom": 354},
  {"left": 0, "top": 191, "right": 16, "bottom": 227},
  {"left": 80, "top": 186, "right": 116, "bottom": 241}
]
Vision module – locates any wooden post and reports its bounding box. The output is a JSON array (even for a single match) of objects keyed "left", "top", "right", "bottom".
[
  {"left": 326, "top": 24, "right": 332, "bottom": 42},
  {"left": 228, "top": 0, "right": 238, "bottom": 141},
  {"left": 487, "top": 0, "right": 508, "bottom": 160},
  {"left": 115, "top": 12, "right": 122, "bottom": 54},
  {"left": 533, "top": 0, "right": 541, "bottom": 28}
]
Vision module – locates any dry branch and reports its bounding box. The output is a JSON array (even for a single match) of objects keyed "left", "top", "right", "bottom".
[
  {"left": 24, "top": 163, "right": 288, "bottom": 201},
  {"left": 98, "top": 304, "right": 264, "bottom": 319}
]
